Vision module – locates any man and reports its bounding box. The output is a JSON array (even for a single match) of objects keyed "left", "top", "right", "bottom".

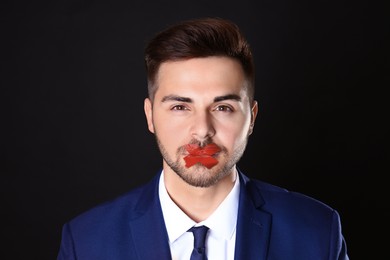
[{"left": 58, "top": 17, "right": 349, "bottom": 259}]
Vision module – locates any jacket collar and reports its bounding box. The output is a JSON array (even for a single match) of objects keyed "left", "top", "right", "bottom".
[
  {"left": 234, "top": 170, "right": 272, "bottom": 260},
  {"left": 128, "top": 170, "right": 271, "bottom": 260},
  {"left": 128, "top": 173, "right": 172, "bottom": 259}
]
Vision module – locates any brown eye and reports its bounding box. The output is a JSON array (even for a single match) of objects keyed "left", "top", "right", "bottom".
[
  {"left": 215, "top": 105, "right": 233, "bottom": 112},
  {"left": 171, "top": 105, "right": 188, "bottom": 111}
]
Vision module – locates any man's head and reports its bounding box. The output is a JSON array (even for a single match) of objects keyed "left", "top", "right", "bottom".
[
  {"left": 143, "top": 18, "right": 258, "bottom": 188},
  {"left": 145, "top": 17, "right": 255, "bottom": 105}
]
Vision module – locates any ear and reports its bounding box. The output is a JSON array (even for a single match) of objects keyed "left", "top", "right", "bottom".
[
  {"left": 144, "top": 98, "right": 155, "bottom": 133},
  {"left": 248, "top": 100, "right": 258, "bottom": 136}
]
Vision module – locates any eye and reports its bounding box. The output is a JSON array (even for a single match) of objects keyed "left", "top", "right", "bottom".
[
  {"left": 171, "top": 104, "right": 189, "bottom": 111},
  {"left": 214, "top": 105, "right": 234, "bottom": 112}
]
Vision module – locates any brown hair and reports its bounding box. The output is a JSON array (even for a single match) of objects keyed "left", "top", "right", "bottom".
[{"left": 144, "top": 17, "right": 255, "bottom": 103}]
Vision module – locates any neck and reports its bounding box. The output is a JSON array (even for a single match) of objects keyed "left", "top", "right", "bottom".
[{"left": 163, "top": 166, "right": 237, "bottom": 222}]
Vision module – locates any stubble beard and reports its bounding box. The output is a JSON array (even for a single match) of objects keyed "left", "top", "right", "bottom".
[{"left": 155, "top": 135, "right": 248, "bottom": 188}]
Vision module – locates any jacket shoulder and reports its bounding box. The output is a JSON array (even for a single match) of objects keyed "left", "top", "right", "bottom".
[
  {"left": 243, "top": 174, "right": 336, "bottom": 215},
  {"left": 67, "top": 174, "right": 159, "bottom": 229}
]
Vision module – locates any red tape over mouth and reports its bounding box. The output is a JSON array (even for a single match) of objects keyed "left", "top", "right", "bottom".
[{"left": 183, "top": 143, "right": 221, "bottom": 169}]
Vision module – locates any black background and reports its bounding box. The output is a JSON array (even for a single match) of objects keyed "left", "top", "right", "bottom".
[{"left": 1, "top": 0, "right": 388, "bottom": 259}]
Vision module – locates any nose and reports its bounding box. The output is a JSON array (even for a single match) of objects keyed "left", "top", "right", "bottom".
[{"left": 191, "top": 110, "right": 216, "bottom": 142}]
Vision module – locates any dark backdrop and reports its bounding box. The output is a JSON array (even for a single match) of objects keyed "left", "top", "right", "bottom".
[{"left": 1, "top": 0, "right": 388, "bottom": 259}]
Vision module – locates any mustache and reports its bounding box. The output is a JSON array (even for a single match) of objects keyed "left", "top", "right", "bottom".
[
  {"left": 184, "top": 143, "right": 221, "bottom": 156},
  {"left": 178, "top": 139, "right": 218, "bottom": 154}
]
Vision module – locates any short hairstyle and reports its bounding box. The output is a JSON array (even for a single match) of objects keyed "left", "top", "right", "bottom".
[{"left": 144, "top": 17, "right": 255, "bottom": 103}]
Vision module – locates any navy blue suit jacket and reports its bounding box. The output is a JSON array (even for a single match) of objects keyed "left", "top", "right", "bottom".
[{"left": 58, "top": 170, "right": 349, "bottom": 259}]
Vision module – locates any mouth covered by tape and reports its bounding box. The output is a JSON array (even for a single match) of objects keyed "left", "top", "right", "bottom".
[{"left": 183, "top": 143, "right": 221, "bottom": 169}]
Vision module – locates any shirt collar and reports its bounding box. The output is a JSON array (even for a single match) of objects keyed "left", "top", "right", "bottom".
[{"left": 159, "top": 169, "right": 240, "bottom": 244}]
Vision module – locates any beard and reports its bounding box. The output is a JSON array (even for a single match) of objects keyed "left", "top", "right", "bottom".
[{"left": 154, "top": 135, "right": 248, "bottom": 188}]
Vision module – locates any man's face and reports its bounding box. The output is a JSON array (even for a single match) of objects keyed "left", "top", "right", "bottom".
[{"left": 144, "top": 56, "right": 258, "bottom": 187}]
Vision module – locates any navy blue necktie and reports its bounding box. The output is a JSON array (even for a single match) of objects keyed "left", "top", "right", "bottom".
[{"left": 188, "top": 225, "right": 209, "bottom": 260}]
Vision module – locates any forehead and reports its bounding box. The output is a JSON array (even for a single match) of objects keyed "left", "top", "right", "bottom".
[{"left": 155, "top": 57, "right": 248, "bottom": 98}]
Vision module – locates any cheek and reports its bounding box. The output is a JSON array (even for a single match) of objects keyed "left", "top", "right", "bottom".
[
  {"left": 154, "top": 116, "right": 188, "bottom": 147},
  {"left": 217, "top": 117, "right": 250, "bottom": 143},
  {"left": 156, "top": 114, "right": 187, "bottom": 132},
  {"left": 217, "top": 121, "right": 249, "bottom": 148}
]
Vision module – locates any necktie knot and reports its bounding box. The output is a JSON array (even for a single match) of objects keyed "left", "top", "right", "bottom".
[{"left": 188, "top": 225, "right": 209, "bottom": 260}]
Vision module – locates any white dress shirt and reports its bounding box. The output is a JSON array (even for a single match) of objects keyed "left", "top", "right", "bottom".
[{"left": 159, "top": 170, "right": 240, "bottom": 260}]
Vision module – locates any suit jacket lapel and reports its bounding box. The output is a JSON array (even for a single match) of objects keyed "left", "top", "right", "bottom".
[
  {"left": 127, "top": 171, "right": 271, "bottom": 260},
  {"left": 234, "top": 172, "right": 272, "bottom": 260},
  {"left": 128, "top": 173, "right": 172, "bottom": 260}
]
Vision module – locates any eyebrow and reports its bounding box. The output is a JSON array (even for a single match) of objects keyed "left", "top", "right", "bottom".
[
  {"left": 161, "top": 95, "right": 192, "bottom": 103},
  {"left": 161, "top": 94, "right": 242, "bottom": 103},
  {"left": 214, "top": 94, "right": 241, "bottom": 102}
]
